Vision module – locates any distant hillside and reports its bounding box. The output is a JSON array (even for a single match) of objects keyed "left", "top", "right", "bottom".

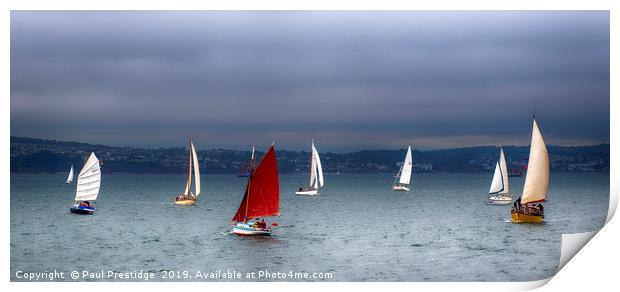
[{"left": 10, "top": 136, "right": 609, "bottom": 174}]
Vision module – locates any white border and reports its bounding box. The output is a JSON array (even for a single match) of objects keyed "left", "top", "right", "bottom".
[{"left": 2, "top": 1, "right": 618, "bottom": 291}]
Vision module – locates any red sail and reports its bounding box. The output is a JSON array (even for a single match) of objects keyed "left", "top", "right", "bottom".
[{"left": 231, "top": 144, "right": 280, "bottom": 223}]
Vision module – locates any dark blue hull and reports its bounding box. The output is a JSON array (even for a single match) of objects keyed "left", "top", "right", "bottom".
[{"left": 70, "top": 206, "right": 95, "bottom": 215}]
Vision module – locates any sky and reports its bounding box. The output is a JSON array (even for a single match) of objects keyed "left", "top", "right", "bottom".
[{"left": 10, "top": 11, "right": 610, "bottom": 151}]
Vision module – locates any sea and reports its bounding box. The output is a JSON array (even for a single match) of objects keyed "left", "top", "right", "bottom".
[{"left": 10, "top": 172, "right": 609, "bottom": 281}]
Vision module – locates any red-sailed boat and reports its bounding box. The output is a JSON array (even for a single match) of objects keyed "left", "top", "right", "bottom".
[{"left": 231, "top": 143, "right": 280, "bottom": 235}]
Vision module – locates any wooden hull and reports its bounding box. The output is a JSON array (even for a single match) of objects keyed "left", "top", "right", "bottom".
[
  {"left": 175, "top": 199, "right": 196, "bottom": 205},
  {"left": 511, "top": 211, "right": 543, "bottom": 223}
]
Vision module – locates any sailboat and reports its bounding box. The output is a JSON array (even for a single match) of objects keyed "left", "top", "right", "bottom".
[
  {"left": 174, "top": 138, "right": 201, "bottom": 205},
  {"left": 295, "top": 140, "right": 324, "bottom": 196},
  {"left": 237, "top": 159, "right": 251, "bottom": 177},
  {"left": 69, "top": 153, "right": 101, "bottom": 215},
  {"left": 392, "top": 145, "right": 413, "bottom": 192},
  {"left": 487, "top": 147, "right": 513, "bottom": 205},
  {"left": 511, "top": 115, "right": 549, "bottom": 223},
  {"left": 231, "top": 143, "right": 280, "bottom": 236},
  {"left": 66, "top": 165, "right": 74, "bottom": 184}
]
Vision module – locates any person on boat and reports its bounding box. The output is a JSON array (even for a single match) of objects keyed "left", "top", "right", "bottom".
[{"left": 512, "top": 197, "right": 521, "bottom": 212}]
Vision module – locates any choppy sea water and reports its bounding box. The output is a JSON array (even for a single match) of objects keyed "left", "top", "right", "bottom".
[{"left": 10, "top": 172, "right": 608, "bottom": 281}]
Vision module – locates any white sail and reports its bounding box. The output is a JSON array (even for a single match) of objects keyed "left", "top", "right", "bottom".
[
  {"left": 312, "top": 142, "right": 324, "bottom": 188},
  {"left": 489, "top": 148, "right": 510, "bottom": 194},
  {"left": 309, "top": 148, "right": 317, "bottom": 189},
  {"left": 191, "top": 141, "right": 201, "bottom": 197},
  {"left": 489, "top": 162, "right": 504, "bottom": 194},
  {"left": 75, "top": 153, "right": 101, "bottom": 201},
  {"left": 499, "top": 148, "right": 510, "bottom": 194},
  {"left": 521, "top": 118, "right": 549, "bottom": 204},
  {"left": 66, "top": 165, "right": 74, "bottom": 184},
  {"left": 183, "top": 140, "right": 193, "bottom": 196},
  {"left": 398, "top": 146, "right": 413, "bottom": 185}
]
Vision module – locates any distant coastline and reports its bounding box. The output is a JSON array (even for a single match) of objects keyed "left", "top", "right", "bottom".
[{"left": 10, "top": 136, "right": 610, "bottom": 174}]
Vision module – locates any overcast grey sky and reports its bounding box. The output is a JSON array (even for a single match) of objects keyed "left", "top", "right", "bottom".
[{"left": 10, "top": 11, "right": 609, "bottom": 151}]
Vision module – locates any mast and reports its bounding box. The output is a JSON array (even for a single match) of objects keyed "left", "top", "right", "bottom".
[{"left": 244, "top": 145, "right": 255, "bottom": 222}]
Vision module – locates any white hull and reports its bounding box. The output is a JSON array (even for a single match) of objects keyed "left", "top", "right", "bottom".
[
  {"left": 233, "top": 222, "right": 272, "bottom": 236},
  {"left": 392, "top": 185, "right": 410, "bottom": 192},
  {"left": 488, "top": 195, "right": 513, "bottom": 205},
  {"left": 295, "top": 189, "right": 318, "bottom": 196}
]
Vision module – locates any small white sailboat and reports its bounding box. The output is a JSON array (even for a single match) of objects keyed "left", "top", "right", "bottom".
[
  {"left": 487, "top": 147, "right": 513, "bottom": 205},
  {"left": 69, "top": 153, "right": 101, "bottom": 215},
  {"left": 392, "top": 145, "right": 413, "bottom": 192},
  {"left": 66, "top": 165, "right": 74, "bottom": 184},
  {"left": 511, "top": 115, "right": 549, "bottom": 223},
  {"left": 296, "top": 140, "right": 324, "bottom": 196},
  {"left": 174, "top": 138, "right": 201, "bottom": 205}
]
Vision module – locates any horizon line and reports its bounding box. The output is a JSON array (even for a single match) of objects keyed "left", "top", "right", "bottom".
[{"left": 10, "top": 136, "right": 610, "bottom": 153}]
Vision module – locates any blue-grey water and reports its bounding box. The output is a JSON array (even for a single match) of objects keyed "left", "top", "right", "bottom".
[{"left": 10, "top": 173, "right": 608, "bottom": 281}]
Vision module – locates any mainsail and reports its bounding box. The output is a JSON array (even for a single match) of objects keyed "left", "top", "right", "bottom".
[
  {"left": 191, "top": 141, "right": 201, "bottom": 197},
  {"left": 309, "top": 141, "right": 324, "bottom": 189},
  {"left": 66, "top": 165, "right": 74, "bottom": 184},
  {"left": 75, "top": 153, "right": 101, "bottom": 201},
  {"left": 499, "top": 148, "right": 509, "bottom": 193},
  {"left": 231, "top": 144, "right": 280, "bottom": 223},
  {"left": 182, "top": 139, "right": 200, "bottom": 198},
  {"left": 489, "top": 148, "right": 509, "bottom": 194},
  {"left": 397, "top": 146, "right": 413, "bottom": 185},
  {"left": 521, "top": 117, "right": 549, "bottom": 204}
]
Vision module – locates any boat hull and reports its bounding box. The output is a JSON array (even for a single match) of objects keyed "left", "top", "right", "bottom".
[
  {"left": 511, "top": 211, "right": 543, "bottom": 223},
  {"left": 295, "top": 189, "right": 318, "bottom": 196},
  {"left": 175, "top": 199, "right": 196, "bottom": 205},
  {"left": 488, "top": 195, "right": 513, "bottom": 205},
  {"left": 392, "top": 185, "right": 410, "bottom": 192},
  {"left": 233, "top": 223, "right": 272, "bottom": 236},
  {"left": 69, "top": 206, "right": 95, "bottom": 215}
]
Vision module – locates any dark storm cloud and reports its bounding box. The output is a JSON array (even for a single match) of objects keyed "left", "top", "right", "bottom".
[{"left": 10, "top": 11, "right": 609, "bottom": 150}]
